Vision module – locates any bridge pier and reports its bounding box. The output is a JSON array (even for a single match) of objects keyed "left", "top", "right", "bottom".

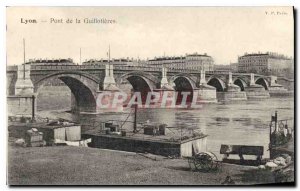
[
  {"left": 95, "top": 64, "right": 124, "bottom": 113},
  {"left": 15, "top": 64, "right": 34, "bottom": 95},
  {"left": 7, "top": 64, "right": 36, "bottom": 120},
  {"left": 152, "top": 67, "right": 177, "bottom": 108},
  {"left": 245, "top": 73, "right": 270, "bottom": 99},
  {"left": 194, "top": 70, "right": 217, "bottom": 103},
  {"left": 268, "top": 76, "right": 290, "bottom": 97},
  {"left": 71, "top": 93, "right": 77, "bottom": 112},
  {"left": 95, "top": 90, "right": 124, "bottom": 113},
  {"left": 217, "top": 72, "right": 247, "bottom": 102}
]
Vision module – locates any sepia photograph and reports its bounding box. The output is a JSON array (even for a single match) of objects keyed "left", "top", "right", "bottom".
[{"left": 6, "top": 6, "right": 295, "bottom": 186}]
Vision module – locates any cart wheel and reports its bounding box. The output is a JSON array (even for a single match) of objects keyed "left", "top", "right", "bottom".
[
  {"left": 193, "top": 152, "right": 213, "bottom": 171},
  {"left": 208, "top": 152, "right": 220, "bottom": 170},
  {"left": 193, "top": 152, "right": 220, "bottom": 172}
]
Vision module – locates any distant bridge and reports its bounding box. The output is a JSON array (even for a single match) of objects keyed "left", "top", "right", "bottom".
[
  {"left": 6, "top": 64, "right": 292, "bottom": 113},
  {"left": 7, "top": 64, "right": 280, "bottom": 93}
]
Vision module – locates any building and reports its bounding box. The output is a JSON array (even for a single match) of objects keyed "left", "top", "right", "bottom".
[
  {"left": 83, "top": 53, "right": 215, "bottom": 71},
  {"left": 238, "top": 52, "right": 293, "bottom": 78},
  {"left": 23, "top": 58, "right": 75, "bottom": 86},
  {"left": 26, "top": 58, "right": 75, "bottom": 65},
  {"left": 214, "top": 63, "right": 238, "bottom": 72},
  {"left": 147, "top": 53, "right": 214, "bottom": 71},
  {"left": 82, "top": 58, "right": 147, "bottom": 67}
]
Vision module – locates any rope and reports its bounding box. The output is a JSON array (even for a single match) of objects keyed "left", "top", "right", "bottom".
[{"left": 120, "top": 109, "right": 134, "bottom": 129}]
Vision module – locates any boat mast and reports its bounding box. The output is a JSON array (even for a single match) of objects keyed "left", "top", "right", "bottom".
[
  {"left": 108, "top": 45, "right": 111, "bottom": 70},
  {"left": 80, "top": 48, "right": 82, "bottom": 65},
  {"left": 133, "top": 104, "right": 137, "bottom": 133},
  {"left": 269, "top": 113, "right": 273, "bottom": 154},
  {"left": 270, "top": 111, "right": 278, "bottom": 156},
  {"left": 23, "top": 38, "right": 26, "bottom": 80},
  {"left": 274, "top": 111, "right": 277, "bottom": 132}
]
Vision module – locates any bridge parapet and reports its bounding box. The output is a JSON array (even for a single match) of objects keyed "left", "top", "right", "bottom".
[
  {"left": 7, "top": 65, "right": 18, "bottom": 72},
  {"left": 8, "top": 63, "right": 274, "bottom": 79},
  {"left": 113, "top": 65, "right": 202, "bottom": 73},
  {"left": 30, "top": 64, "right": 106, "bottom": 71},
  {"left": 114, "top": 65, "right": 161, "bottom": 72}
]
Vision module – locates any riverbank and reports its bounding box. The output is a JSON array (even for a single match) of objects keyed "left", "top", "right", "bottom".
[
  {"left": 7, "top": 138, "right": 292, "bottom": 185},
  {"left": 36, "top": 110, "right": 75, "bottom": 121}
]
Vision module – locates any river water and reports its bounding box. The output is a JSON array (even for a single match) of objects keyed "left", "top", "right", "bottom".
[{"left": 36, "top": 87, "right": 294, "bottom": 159}]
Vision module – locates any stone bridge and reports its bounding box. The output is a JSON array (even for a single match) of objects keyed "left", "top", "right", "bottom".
[{"left": 7, "top": 64, "right": 290, "bottom": 113}]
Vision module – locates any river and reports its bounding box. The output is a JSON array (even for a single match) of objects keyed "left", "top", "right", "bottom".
[{"left": 36, "top": 86, "right": 294, "bottom": 159}]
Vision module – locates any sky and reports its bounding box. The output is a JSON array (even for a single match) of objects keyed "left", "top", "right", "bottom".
[{"left": 6, "top": 6, "right": 294, "bottom": 65}]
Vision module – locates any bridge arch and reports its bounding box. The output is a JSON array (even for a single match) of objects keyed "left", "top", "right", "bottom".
[
  {"left": 34, "top": 72, "right": 99, "bottom": 113},
  {"left": 169, "top": 73, "right": 197, "bottom": 88},
  {"left": 233, "top": 78, "right": 247, "bottom": 91},
  {"left": 255, "top": 78, "right": 269, "bottom": 90},
  {"left": 171, "top": 76, "right": 195, "bottom": 103},
  {"left": 207, "top": 77, "right": 226, "bottom": 92},
  {"left": 116, "top": 71, "right": 158, "bottom": 103},
  {"left": 116, "top": 71, "right": 158, "bottom": 90}
]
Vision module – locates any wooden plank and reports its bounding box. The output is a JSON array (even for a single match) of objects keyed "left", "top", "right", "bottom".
[
  {"left": 192, "top": 138, "right": 206, "bottom": 154},
  {"left": 65, "top": 126, "right": 81, "bottom": 141},
  {"left": 180, "top": 141, "right": 192, "bottom": 157},
  {"left": 54, "top": 127, "right": 65, "bottom": 141}
]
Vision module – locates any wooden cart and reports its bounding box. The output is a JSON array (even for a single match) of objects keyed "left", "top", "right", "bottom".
[{"left": 187, "top": 152, "right": 222, "bottom": 172}]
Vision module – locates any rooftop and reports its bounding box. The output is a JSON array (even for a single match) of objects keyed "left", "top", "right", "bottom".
[
  {"left": 25, "top": 58, "right": 74, "bottom": 64},
  {"left": 83, "top": 58, "right": 134, "bottom": 63},
  {"left": 148, "top": 53, "right": 212, "bottom": 61},
  {"left": 240, "top": 52, "right": 292, "bottom": 60}
]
